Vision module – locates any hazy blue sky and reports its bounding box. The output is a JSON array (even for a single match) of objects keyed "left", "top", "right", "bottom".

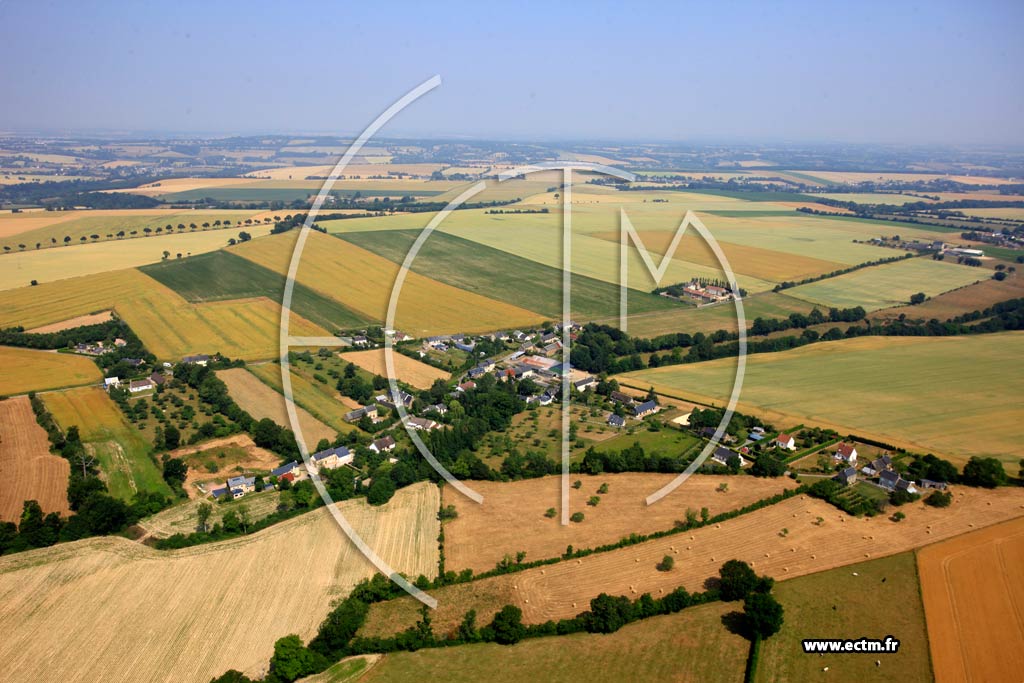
[{"left": 1, "top": 1, "right": 1022, "bottom": 144}]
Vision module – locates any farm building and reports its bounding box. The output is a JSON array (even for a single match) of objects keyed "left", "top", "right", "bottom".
[
  {"left": 574, "top": 376, "right": 597, "bottom": 392},
  {"left": 877, "top": 469, "right": 916, "bottom": 493},
  {"left": 270, "top": 461, "right": 301, "bottom": 480},
  {"left": 773, "top": 433, "right": 796, "bottom": 450},
  {"left": 861, "top": 455, "right": 893, "bottom": 476},
  {"left": 607, "top": 413, "right": 626, "bottom": 428},
  {"left": 711, "top": 446, "right": 747, "bottom": 468},
  {"left": 369, "top": 436, "right": 396, "bottom": 453},
  {"left": 834, "top": 442, "right": 858, "bottom": 464},
  {"left": 457, "top": 381, "right": 476, "bottom": 393},
  {"left": 182, "top": 354, "right": 210, "bottom": 365},
  {"left": 405, "top": 416, "right": 439, "bottom": 431},
  {"left": 226, "top": 475, "right": 256, "bottom": 499},
  {"left": 632, "top": 400, "right": 659, "bottom": 419},
  {"left": 149, "top": 371, "right": 167, "bottom": 386},
  {"left": 919, "top": 479, "right": 948, "bottom": 490},
  {"left": 128, "top": 378, "right": 154, "bottom": 393},
  {"left": 609, "top": 391, "right": 634, "bottom": 405},
  {"left": 344, "top": 405, "right": 378, "bottom": 423},
  {"left": 104, "top": 377, "right": 121, "bottom": 390},
  {"left": 311, "top": 446, "right": 352, "bottom": 470},
  {"left": 425, "top": 403, "right": 448, "bottom": 416},
  {"left": 833, "top": 467, "right": 858, "bottom": 486},
  {"left": 376, "top": 390, "right": 413, "bottom": 410}
]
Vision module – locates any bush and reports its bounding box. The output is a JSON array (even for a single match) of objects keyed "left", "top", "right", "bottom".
[
  {"left": 570, "top": 512, "right": 585, "bottom": 523},
  {"left": 488, "top": 605, "right": 526, "bottom": 645},
  {"left": 924, "top": 490, "right": 952, "bottom": 508},
  {"left": 961, "top": 457, "right": 1007, "bottom": 488},
  {"left": 744, "top": 592, "right": 784, "bottom": 639},
  {"left": 657, "top": 555, "right": 674, "bottom": 572},
  {"left": 544, "top": 507, "right": 556, "bottom": 518}
]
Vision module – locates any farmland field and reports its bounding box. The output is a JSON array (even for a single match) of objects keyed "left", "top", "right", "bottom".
[
  {"left": 25, "top": 310, "right": 113, "bottom": 333},
  {"left": 363, "top": 486, "right": 1024, "bottom": 638},
  {"left": 618, "top": 291, "right": 816, "bottom": 338},
  {"left": 141, "top": 250, "right": 368, "bottom": 329},
  {"left": 442, "top": 473, "right": 798, "bottom": 573},
  {"left": 231, "top": 230, "right": 546, "bottom": 335},
  {"left": 0, "top": 396, "right": 70, "bottom": 522},
  {"left": 0, "top": 346, "right": 102, "bottom": 395},
  {"left": 339, "top": 229, "right": 681, "bottom": 318},
  {"left": 216, "top": 368, "right": 337, "bottom": 450},
  {"left": 0, "top": 268, "right": 330, "bottom": 361},
  {"left": 43, "top": 386, "right": 172, "bottom": 500},
  {"left": 620, "top": 334, "right": 1024, "bottom": 465},
  {"left": 871, "top": 275, "right": 1024, "bottom": 322},
  {"left": 139, "top": 488, "right": 284, "bottom": 537},
  {"left": 0, "top": 482, "right": 440, "bottom": 683},
  {"left": 917, "top": 516, "right": 1024, "bottom": 683},
  {"left": 0, "top": 223, "right": 274, "bottom": 290},
  {"left": 0, "top": 209, "right": 261, "bottom": 255},
  {"left": 755, "top": 553, "right": 931, "bottom": 683},
  {"left": 786, "top": 258, "right": 984, "bottom": 311},
  {"left": 246, "top": 362, "right": 359, "bottom": 435},
  {"left": 338, "top": 348, "right": 449, "bottom": 390},
  {"left": 364, "top": 602, "right": 747, "bottom": 683}
]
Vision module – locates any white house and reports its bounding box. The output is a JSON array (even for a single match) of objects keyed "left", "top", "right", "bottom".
[
  {"left": 834, "top": 442, "right": 858, "bottom": 464},
  {"left": 311, "top": 446, "right": 353, "bottom": 470},
  {"left": 774, "top": 433, "right": 796, "bottom": 451},
  {"left": 369, "top": 436, "right": 396, "bottom": 453}
]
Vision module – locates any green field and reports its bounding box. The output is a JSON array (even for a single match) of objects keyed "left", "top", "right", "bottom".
[
  {"left": 43, "top": 387, "right": 172, "bottom": 501},
  {"left": 140, "top": 250, "right": 368, "bottom": 329},
  {"left": 362, "top": 602, "right": 747, "bottom": 683},
  {"left": 595, "top": 425, "right": 701, "bottom": 457},
  {"left": 338, "top": 229, "right": 680, "bottom": 318},
  {"left": 160, "top": 187, "right": 447, "bottom": 203},
  {"left": 620, "top": 333, "right": 1024, "bottom": 465},
  {"left": 247, "top": 362, "right": 359, "bottom": 435},
  {"left": 617, "top": 291, "right": 816, "bottom": 338},
  {"left": 756, "top": 553, "right": 932, "bottom": 683},
  {"left": 786, "top": 257, "right": 984, "bottom": 311}
]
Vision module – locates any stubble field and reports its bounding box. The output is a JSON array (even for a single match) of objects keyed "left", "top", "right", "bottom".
[
  {"left": 0, "top": 396, "right": 70, "bottom": 522},
  {"left": 0, "top": 346, "right": 102, "bottom": 395},
  {"left": 0, "top": 482, "right": 440, "bottom": 683},
  {"left": 338, "top": 349, "right": 449, "bottom": 390},
  {"left": 917, "top": 516, "right": 1024, "bottom": 683},
  {"left": 442, "top": 473, "right": 798, "bottom": 573}
]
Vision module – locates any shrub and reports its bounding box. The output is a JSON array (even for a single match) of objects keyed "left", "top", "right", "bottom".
[
  {"left": 924, "top": 490, "right": 953, "bottom": 508},
  {"left": 657, "top": 555, "right": 674, "bottom": 572},
  {"left": 544, "top": 507, "right": 556, "bottom": 518},
  {"left": 570, "top": 512, "right": 585, "bottom": 523}
]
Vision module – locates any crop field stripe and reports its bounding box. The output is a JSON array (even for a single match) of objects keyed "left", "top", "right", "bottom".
[{"left": 336, "top": 229, "right": 678, "bottom": 318}]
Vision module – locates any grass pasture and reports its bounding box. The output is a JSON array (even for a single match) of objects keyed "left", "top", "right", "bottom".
[
  {"left": 231, "top": 230, "right": 546, "bottom": 335},
  {"left": 621, "top": 333, "right": 1024, "bottom": 465},
  {"left": 141, "top": 250, "right": 368, "bottom": 329},
  {"left": 786, "top": 258, "right": 984, "bottom": 311},
  {"left": 0, "top": 346, "right": 102, "bottom": 395},
  {"left": 0, "top": 396, "right": 70, "bottom": 522},
  {"left": 43, "top": 386, "right": 171, "bottom": 500},
  {"left": 0, "top": 483, "right": 440, "bottom": 683},
  {"left": 871, "top": 274, "right": 1024, "bottom": 323},
  {"left": 364, "top": 602, "right": 747, "bottom": 683},
  {"left": 755, "top": 553, "right": 931, "bottom": 683},
  {"left": 617, "top": 291, "right": 816, "bottom": 338},
  {"left": 917, "top": 517, "right": 1024, "bottom": 683}
]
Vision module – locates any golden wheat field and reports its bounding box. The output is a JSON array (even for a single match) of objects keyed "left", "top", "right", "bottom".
[
  {"left": 362, "top": 487, "right": 1024, "bottom": 638},
  {"left": 231, "top": 230, "right": 546, "bottom": 335},
  {"left": 0, "top": 269, "right": 329, "bottom": 361},
  {"left": 0, "top": 396, "right": 70, "bottom": 522},
  {"left": 338, "top": 349, "right": 449, "bottom": 390},
  {"left": 918, "top": 517, "right": 1024, "bottom": 683},
  {"left": 0, "top": 482, "right": 440, "bottom": 683},
  {"left": 25, "top": 310, "right": 114, "bottom": 333},
  {"left": 0, "top": 346, "right": 102, "bottom": 395}
]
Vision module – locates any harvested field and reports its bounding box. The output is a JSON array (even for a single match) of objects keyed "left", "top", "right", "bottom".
[
  {"left": 338, "top": 349, "right": 449, "bottom": 390},
  {"left": 620, "top": 334, "right": 1024, "bottom": 466},
  {"left": 170, "top": 434, "right": 282, "bottom": 499},
  {"left": 443, "top": 474, "right": 797, "bottom": 573},
  {"left": 43, "top": 387, "right": 171, "bottom": 500},
  {"left": 617, "top": 291, "right": 816, "bottom": 338},
  {"left": 0, "top": 482, "right": 440, "bottom": 683},
  {"left": 0, "top": 396, "right": 70, "bottom": 522},
  {"left": 756, "top": 552, "right": 931, "bottom": 683},
  {"left": 918, "top": 516, "right": 1024, "bottom": 683},
  {"left": 799, "top": 171, "right": 1020, "bottom": 186},
  {"left": 872, "top": 275, "right": 1024, "bottom": 322},
  {"left": 0, "top": 223, "right": 274, "bottom": 290},
  {"left": 246, "top": 363, "right": 358, "bottom": 435},
  {"left": 232, "top": 230, "right": 546, "bottom": 335},
  {"left": 364, "top": 602, "right": 747, "bottom": 683},
  {"left": 217, "top": 368, "right": 337, "bottom": 449},
  {"left": 25, "top": 310, "right": 113, "bottom": 333},
  {"left": 0, "top": 346, "right": 102, "bottom": 395},
  {"left": 362, "top": 486, "right": 1024, "bottom": 638}
]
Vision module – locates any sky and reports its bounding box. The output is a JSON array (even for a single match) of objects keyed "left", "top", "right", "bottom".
[{"left": 1, "top": 0, "right": 1022, "bottom": 145}]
